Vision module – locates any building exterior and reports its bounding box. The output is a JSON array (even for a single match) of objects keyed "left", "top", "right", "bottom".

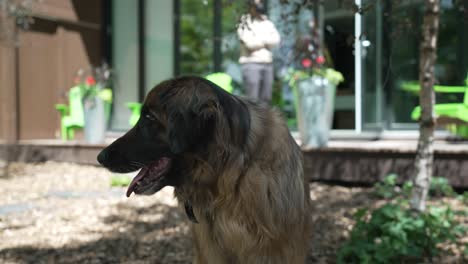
[
  {"left": 1, "top": 0, "right": 467, "bottom": 141},
  {"left": 0, "top": 0, "right": 106, "bottom": 141},
  {"left": 1, "top": 0, "right": 467, "bottom": 187}
]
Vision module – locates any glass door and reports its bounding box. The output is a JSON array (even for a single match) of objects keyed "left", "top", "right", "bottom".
[
  {"left": 359, "top": 0, "right": 384, "bottom": 131},
  {"left": 323, "top": 0, "right": 356, "bottom": 130}
]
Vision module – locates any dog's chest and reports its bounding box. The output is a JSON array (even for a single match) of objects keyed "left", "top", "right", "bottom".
[
  {"left": 191, "top": 214, "right": 242, "bottom": 263},
  {"left": 193, "top": 206, "right": 257, "bottom": 250}
]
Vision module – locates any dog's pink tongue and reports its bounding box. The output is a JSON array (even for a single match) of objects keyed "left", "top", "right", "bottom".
[{"left": 126, "top": 166, "right": 149, "bottom": 197}]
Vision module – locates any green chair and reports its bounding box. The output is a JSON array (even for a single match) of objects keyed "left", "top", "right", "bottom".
[
  {"left": 127, "top": 102, "right": 142, "bottom": 126},
  {"left": 99, "top": 88, "right": 113, "bottom": 123},
  {"left": 409, "top": 77, "right": 468, "bottom": 138},
  {"left": 205, "top": 72, "right": 234, "bottom": 93},
  {"left": 56, "top": 86, "right": 113, "bottom": 140},
  {"left": 55, "top": 85, "right": 85, "bottom": 140}
]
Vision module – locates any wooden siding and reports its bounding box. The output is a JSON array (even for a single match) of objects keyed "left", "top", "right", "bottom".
[{"left": 1, "top": 0, "right": 103, "bottom": 140}]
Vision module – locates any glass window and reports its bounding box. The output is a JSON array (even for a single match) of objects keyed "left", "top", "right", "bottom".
[
  {"left": 362, "top": 0, "right": 383, "bottom": 130},
  {"left": 385, "top": 0, "right": 468, "bottom": 128},
  {"left": 179, "top": 0, "right": 214, "bottom": 75},
  {"left": 385, "top": 1, "right": 423, "bottom": 128},
  {"left": 145, "top": 0, "right": 174, "bottom": 94},
  {"left": 111, "top": 0, "right": 139, "bottom": 130},
  {"left": 324, "top": 0, "right": 356, "bottom": 129},
  {"left": 220, "top": 1, "right": 243, "bottom": 88}
]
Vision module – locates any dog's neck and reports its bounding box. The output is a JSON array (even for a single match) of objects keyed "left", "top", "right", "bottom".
[
  {"left": 176, "top": 162, "right": 251, "bottom": 225},
  {"left": 176, "top": 99, "right": 255, "bottom": 224},
  {"left": 184, "top": 201, "right": 198, "bottom": 223},
  {"left": 175, "top": 179, "right": 217, "bottom": 224}
]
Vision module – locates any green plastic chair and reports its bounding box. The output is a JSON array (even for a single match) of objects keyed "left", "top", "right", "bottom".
[
  {"left": 409, "top": 77, "right": 468, "bottom": 138},
  {"left": 100, "top": 88, "right": 113, "bottom": 122},
  {"left": 127, "top": 102, "right": 142, "bottom": 126},
  {"left": 56, "top": 86, "right": 113, "bottom": 140},
  {"left": 55, "top": 85, "right": 86, "bottom": 140},
  {"left": 205, "top": 72, "right": 234, "bottom": 93}
]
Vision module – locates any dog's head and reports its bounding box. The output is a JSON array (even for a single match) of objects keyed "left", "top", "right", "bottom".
[{"left": 97, "top": 76, "right": 249, "bottom": 197}]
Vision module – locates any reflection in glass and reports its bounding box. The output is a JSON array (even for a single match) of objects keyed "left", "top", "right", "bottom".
[
  {"left": 387, "top": 1, "right": 468, "bottom": 127},
  {"left": 111, "top": 0, "right": 139, "bottom": 130},
  {"left": 145, "top": 0, "right": 174, "bottom": 94},
  {"left": 180, "top": 0, "right": 214, "bottom": 75}
]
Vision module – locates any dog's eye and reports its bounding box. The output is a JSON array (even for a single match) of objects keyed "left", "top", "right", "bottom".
[{"left": 144, "top": 113, "right": 156, "bottom": 121}]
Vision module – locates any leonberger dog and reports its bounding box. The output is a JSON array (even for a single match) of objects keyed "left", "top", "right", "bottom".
[{"left": 97, "top": 76, "right": 311, "bottom": 263}]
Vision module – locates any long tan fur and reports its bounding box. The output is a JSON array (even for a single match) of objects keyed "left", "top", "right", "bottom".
[{"left": 174, "top": 98, "right": 311, "bottom": 264}]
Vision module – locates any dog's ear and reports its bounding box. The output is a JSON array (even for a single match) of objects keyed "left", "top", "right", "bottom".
[
  {"left": 167, "top": 111, "right": 190, "bottom": 154},
  {"left": 168, "top": 100, "right": 217, "bottom": 154}
]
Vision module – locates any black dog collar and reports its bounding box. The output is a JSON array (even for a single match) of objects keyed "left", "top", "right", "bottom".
[{"left": 184, "top": 201, "right": 198, "bottom": 224}]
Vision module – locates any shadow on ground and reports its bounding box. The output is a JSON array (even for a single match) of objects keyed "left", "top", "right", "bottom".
[
  {"left": 305, "top": 183, "right": 376, "bottom": 263},
  {"left": 0, "top": 183, "right": 374, "bottom": 264},
  {"left": 1, "top": 182, "right": 464, "bottom": 264},
  {"left": 0, "top": 202, "right": 193, "bottom": 264}
]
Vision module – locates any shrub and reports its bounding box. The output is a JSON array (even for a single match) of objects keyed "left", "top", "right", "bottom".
[
  {"left": 430, "top": 177, "right": 456, "bottom": 197},
  {"left": 337, "top": 201, "right": 465, "bottom": 263},
  {"left": 460, "top": 192, "right": 468, "bottom": 205},
  {"left": 373, "top": 174, "right": 456, "bottom": 199},
  {"left": 374, "top": 174, "right": 399, "bottom": 199}
]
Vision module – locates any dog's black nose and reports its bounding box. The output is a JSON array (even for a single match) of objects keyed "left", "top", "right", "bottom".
[{"left": 97, "top": 149, "right": 108, "bottom": 165}]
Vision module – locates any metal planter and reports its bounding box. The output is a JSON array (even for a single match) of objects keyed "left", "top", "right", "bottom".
[
  {"left": 83, "top": 96, "right": 106, "bottom": 144},
  {"left": 294, "top": 75, "right": 336, "bottom": 148}
]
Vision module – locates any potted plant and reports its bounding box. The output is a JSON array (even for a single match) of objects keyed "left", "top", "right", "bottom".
[
  {"left": 81, "top": 64, "right": 113, "bottom": 144},
  {"left": 286, "top": 53, "right": 344, "bottom": 148}
]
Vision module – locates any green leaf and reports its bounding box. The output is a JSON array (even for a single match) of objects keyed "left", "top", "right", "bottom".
[
  {"left": 354, "top": 208, "right": 368, "bottom": 221},
  {"left": 412, "top": 219, "right": 425, "bottom": 228},
  {"left": 337, "top": 200, "right": 464, "bottom": 263},
  {"left": 429, "top": 206, "right": 446, "bottom": 218},
  {"left": 384, "top": 174, "right": 398, "bottom": 185}
]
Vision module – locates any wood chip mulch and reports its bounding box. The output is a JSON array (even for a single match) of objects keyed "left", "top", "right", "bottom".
[{"left": 0, "top": 162, "right": 466, "bottom": 263}]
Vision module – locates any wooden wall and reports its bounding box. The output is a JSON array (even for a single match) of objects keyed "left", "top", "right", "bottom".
[{"left": 1, "top": 0, "right": 104, "bottom": 141}]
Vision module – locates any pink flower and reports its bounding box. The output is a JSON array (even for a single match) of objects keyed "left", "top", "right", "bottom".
[
  {"left": 86, "top": 76, "right": 96, "bottom": 86},
  {"left": 301, "top": 58, "right": 313, "bottom": 68},
  {"left": 316, "top": 55, "right": 325, "bottom": 65}
]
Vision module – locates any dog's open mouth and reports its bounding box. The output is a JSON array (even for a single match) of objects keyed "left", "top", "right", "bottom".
[{"left": 126, "top": 157, "right": 172, "bottom": 197}]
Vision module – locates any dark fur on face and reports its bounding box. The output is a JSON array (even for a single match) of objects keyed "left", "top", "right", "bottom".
[
  {"left": 98, "top": 76, "right": 311, "bottom": 263},
  {"left": 98, "top": 76, "right": 251, "bottom": 196}
]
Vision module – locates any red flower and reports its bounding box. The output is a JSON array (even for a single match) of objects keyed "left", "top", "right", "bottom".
[
  {"left": 316, "top": 55, "right": 325, "bottom": 65},
  {"left": 301, "top": 58, "right": 313, "bottom": 68},
  {"left": 86, "top": 76, "right": 96, "bottom": 86}
]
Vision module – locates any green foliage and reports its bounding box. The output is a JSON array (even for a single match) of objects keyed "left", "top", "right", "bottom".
[
  {"left": 402, "top": 181, "right": 414, "bottom": 198},
  {"left": 179, "top": 0, "right": 214, "bottom": 75},
  {"left": 430, "top": 177, "right": 456, "bottom": 197},
  {"left": 271, "top": 79, "right": 285, "bottom": 109},
  {"left": 374, "top": 174, "right": 399, "bottom": 199},
  {"left": 287, "top": 67, "right": 345, "bottom": 87},
  {"left": 320, "top": 68, "right": 345, "bottom": 86},
  {"left": 459, "top": 191, "right": 468, "bottom": 205},
  {"left": 337, "top": 202, "right": 465, "bottom": 263},
  {"left": 341, "top": 174, "right": 466, "bottom": 263},
  {"left": 373, "top": 174, "right": 456, "bottom": 199}
]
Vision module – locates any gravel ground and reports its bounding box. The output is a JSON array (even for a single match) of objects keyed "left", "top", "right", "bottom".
[{"left": 0, "top": 162, "right": 466, "bottom": 263}]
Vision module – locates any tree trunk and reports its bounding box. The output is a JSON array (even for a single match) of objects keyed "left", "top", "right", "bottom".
[{"left": 410, "top": 0, "right": 440, "bottom": 212}]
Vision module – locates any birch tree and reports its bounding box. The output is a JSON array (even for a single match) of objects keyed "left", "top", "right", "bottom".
[{"left": 410, "top": 0, "right": 440, "bottom": 212}]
